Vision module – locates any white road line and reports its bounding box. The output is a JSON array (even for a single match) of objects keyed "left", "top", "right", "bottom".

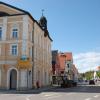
[
  {"left": 94, "top": 95, "right": 99, "bottom": 98},
  {"left": 26, "top": 98, "right": 30, "bottom": 100},
  {"left": 67, "top": 93, "right": 76, "bottom": 95},
  {"left": 85, "top": 98, "right": 92, "bottom": 100},
  {"left": 44, "top": 93, "right": 60, "bottom": 97},
  {"left": 26, "top": 95, "right": 32, "bottom": 100},
  {"left": 45, "top": 95, "right": 62, "bottom": 99},
  {"left": 44, "top": 94, "right": 55, "bottom": 97},
  {"left": 42, "top": 92, "right": 62, "bottom": 99}
]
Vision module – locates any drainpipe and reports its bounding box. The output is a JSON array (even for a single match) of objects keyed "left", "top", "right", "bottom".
[
  {"left": 32, "top": 25, "right": 34, "bottom": 88},
  {"left": 27, "top": 69, "right": 28, "bottom": 89}
]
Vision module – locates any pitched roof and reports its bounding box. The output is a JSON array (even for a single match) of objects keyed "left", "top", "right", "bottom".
[
  {"left": 0, "top": 1, "right": 52, "bottom": 41},
  {"left": 0, "top": 1, "right": 32, "bottom": 15}
]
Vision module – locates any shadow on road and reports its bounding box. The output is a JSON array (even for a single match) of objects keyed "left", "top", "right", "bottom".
[
  {"left": 0, "top": 85, "right": 100, "bottom": 94},
  {"left": 47, "top": 85, "right": 100, "bottom": 93}
]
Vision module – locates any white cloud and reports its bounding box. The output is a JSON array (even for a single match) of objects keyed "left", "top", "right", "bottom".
[{"left": 73, "top": 52, "right": 100, "bottom": 73}]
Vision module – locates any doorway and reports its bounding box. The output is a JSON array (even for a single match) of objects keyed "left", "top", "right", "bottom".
[{"left": 10, "top": 69, "right": 17, "bottom": 89}]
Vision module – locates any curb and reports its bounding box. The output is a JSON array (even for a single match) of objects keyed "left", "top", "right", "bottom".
[{"left": 0, "top": 86, "right": 57, "bottom": 94}]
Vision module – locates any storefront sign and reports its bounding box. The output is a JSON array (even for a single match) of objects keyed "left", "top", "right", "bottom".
[{"left": 17, "top": 58, "right": 32, "bottom": 69}]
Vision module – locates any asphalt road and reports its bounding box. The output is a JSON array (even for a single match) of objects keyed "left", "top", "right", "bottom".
[{"left": 0, "top": 82, "right": 100, "bottom": 100}]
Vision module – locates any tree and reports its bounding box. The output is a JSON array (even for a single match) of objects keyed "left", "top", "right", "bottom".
[
  {"left": 85, "top": 71, "right": 94, "bottom": 80},
  {"left": 96, "top": 71, "right": 100, "bottom": 78}
]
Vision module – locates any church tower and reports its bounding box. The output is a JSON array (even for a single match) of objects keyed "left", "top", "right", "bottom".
[{"left": 39, "top": 10, "right": 47, "bottom": 30}]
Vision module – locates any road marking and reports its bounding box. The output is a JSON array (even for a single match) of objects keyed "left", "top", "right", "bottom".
[
  {"left": 67, "top": 93, "right": 76, "bottom": 95},
  {"left": 45, "top": 95, "right": 62, "bottom": 99},
  {"left": 85, "top": 98, "right": 92, "bottom": 100},
  {"left": 44, "top": 93, "right": 60, "bottom": 97},
  {"left": 94, "top": 95, "right": 99, "bottom": 98},
  {"left": 44, "top": 94, "right": 55, "bottom": 97},
  {"left": 26, "top": 98, "right": 30, "bottom": 100},
  {"left": 65, "top": 93, "right": 76, "bottom": 95},
  {"left": 41, "top": 92, "right": 62, "bottom": 99},
  {"left": 26, "top": 95, "right": 32, "bottom": 100}
]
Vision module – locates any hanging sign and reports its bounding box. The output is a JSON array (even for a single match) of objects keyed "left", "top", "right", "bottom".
[{"left": 17, "top": 57, "right": 32, "bottom": 69}]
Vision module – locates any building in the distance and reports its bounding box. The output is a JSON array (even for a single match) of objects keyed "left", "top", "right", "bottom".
[
  {"left": 52, "top": 50, "right": 60, "bottom": 75},
  {"left": 52, "top": 51, "right": 78, "bottom": 84},
  {"left": 97, "top": 66, "right": 100, "bottom": 71},
  {"left": 0, "top": 2, "right": 52, "bottom": 90},
  {"left": 72, "top": 64, "right": 79, "bottom": 82},
  {"left": 52, "top": 50, "right": 60, "bottom": 84},
  {"left": 93, "top": 66, "right": 100, "bottom": 79},
  {"left": 58, "top": 52, "right": 74, "bottom": 80}
]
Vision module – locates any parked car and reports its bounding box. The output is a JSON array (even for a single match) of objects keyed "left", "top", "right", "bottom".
[
  {"left": 67, "top": 80, "right": 77, "bottom": 87},
  {"left": 61, "top": 80, "right": 77, "bottom": 88},
  {"left": 85, "top": 80, "right": 88, "bottom": 82},
  {"left": 89, "top": 80, "right": 95, "bottom": 85}
]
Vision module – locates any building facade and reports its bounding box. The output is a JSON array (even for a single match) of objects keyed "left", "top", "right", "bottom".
[
  {"left": 72, "top": 64, "right": 79, "bottom": 82},
  {"left": 0, "top": 2, "right": 52, "bottom": 90},
  {"left": 58, "top": 52, "right": 74, "bottom": 79},
  {"left": 52, "top": 51, "right": 78, "bottom": 83},
  {"left": 52, "top": 50, "right": 60, "bottom": 75}
]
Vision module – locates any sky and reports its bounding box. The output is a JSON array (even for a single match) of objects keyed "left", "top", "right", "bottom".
[{"left": 1, "top": 0, "right": 100, "bottom": 73}]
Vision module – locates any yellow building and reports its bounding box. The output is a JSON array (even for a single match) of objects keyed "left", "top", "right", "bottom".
[{"left": 0, "top": 2, "right": 52, "bottom": 90}]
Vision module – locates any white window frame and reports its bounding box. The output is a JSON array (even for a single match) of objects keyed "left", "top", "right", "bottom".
[
  {"left": 10, "top": 44, "right": 18, "bottom": 56},
  {"left": 29, "top": 47, "right": 32, "bottom": 57},
  {"left": 11, "top": 24, "right": 19, "bottom": 39}
]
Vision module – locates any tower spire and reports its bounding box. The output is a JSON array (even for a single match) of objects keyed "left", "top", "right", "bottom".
[
  {"left": 39, "top": 9, "right": 47, "bottom": 30},
  {"left": 42, "top": 9, "right": 44, "bottom": 16}
]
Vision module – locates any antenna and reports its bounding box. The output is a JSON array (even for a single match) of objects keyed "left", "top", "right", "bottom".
[{"left": 42, "top": 9, "right": 44, "bottom": 16}]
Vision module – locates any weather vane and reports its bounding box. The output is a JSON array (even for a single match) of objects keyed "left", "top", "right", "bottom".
[{"left": 42, "top": 9, "right": 44, "bottom": 16}]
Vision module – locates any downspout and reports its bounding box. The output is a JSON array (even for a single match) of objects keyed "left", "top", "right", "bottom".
[{"left": 32, "top": 24, "right": 34, "bottom": 88}]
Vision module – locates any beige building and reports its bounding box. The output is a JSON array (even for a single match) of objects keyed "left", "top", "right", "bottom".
[{"left": 0, "top": 2, "right": 52, "bottom": 90}]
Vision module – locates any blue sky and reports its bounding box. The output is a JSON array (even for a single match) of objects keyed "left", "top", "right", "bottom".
[{"left": 1, "top": 0, "right": 100, "bottom": 72}]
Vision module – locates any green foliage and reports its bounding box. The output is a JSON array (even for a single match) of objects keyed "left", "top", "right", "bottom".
[
  {"left": 84, "top": 71, "right": 94, "bottom": 80},
  {"left": 96, "top": 71, "right": 100, "bottom": 78}
]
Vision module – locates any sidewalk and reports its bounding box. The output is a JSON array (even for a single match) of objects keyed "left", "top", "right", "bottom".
[
  {"left": 0, "top": 86, "right": 57, "bottom": 94},
  {"left": 77, "top": 81, "right": 89, "bottom": 85}
]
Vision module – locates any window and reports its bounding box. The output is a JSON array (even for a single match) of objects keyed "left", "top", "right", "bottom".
[
  {"left": 0, "top": 27, "right": 2, "bottom": 40},
  {"left": 11, "top": 45, "right": 17, "bottom": 55},
  {"left": 68, "top": 64, "right": 70, "bottom": 67},
  {"left": 29, "top": 47, "right": 32, "bottom": 57},
  {"left": 30, "top": 31, "right": 33, "bottom": 42},
  {"left": 12, "top": 28, "right": 18, "bottom": 38}
]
